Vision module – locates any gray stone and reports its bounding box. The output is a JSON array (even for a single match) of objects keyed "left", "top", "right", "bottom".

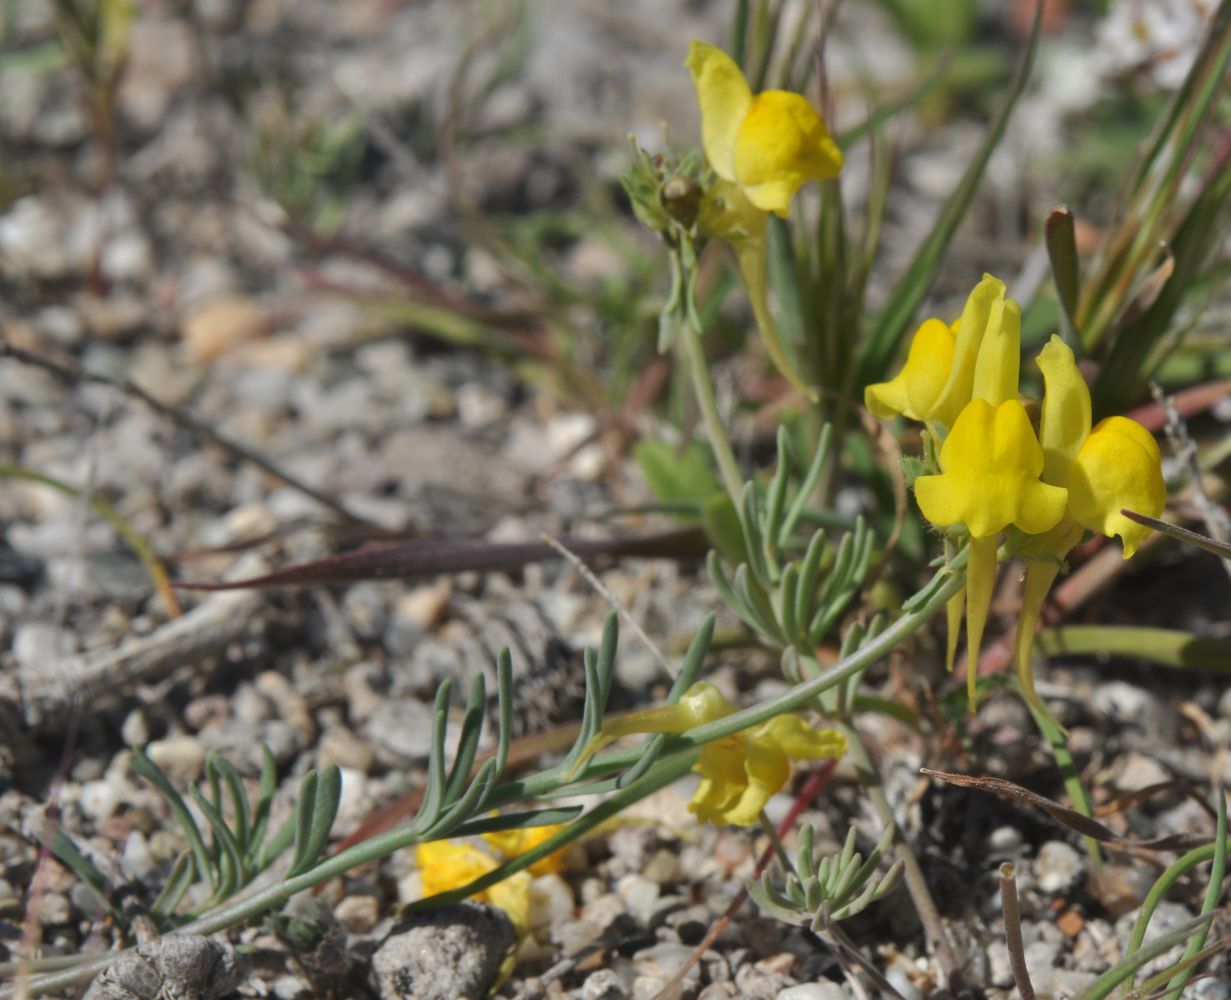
[
  {"left": 83, "top": 934, "right": 246, "bottom": 999},
  {"left": 776, "top": 984, "right": 851, "bottom": 1000},
  {"left": 1110, "top": 751, "right": 1171, "bottom": 793},
  {"left": 583, "top": 969, "right": 630, "bottom": 999},
  {"left": 12, "top": 622, "right": 77, "bottom": 670},
  {"left": 1091, "top": 681, "right": 1174, "bottom": 736},
  {"left": 1035, "top": 840, "right": 1084, "bottom": 894},
  {"left": 365, "top": 698, "right": 435, "bottom": 759},
  {"left": 372, "top": 903, "right": 516, "bottom": 1000}
]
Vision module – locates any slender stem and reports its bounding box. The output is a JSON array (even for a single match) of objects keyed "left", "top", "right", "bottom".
[
  {"left": 1026, "top": 700, "right": 1103, "bottom": 871},
  {"left": 843, "top": 722, "right": 964, "bottom": 991},
  {"left": 677, "top": 313, "right": 744, "bottom": 505},
  {"left": 999, "top": 862, "right": 1036, "bottom": 1000},
  {"left": 757, "top": 811, "right": 796, "bottom": 874},
  {"left": 12, "top": 569, "right": 965, "bottom": 997},
  {"left": 827, "top": 922, "right": 911, "bottom": 1000}
]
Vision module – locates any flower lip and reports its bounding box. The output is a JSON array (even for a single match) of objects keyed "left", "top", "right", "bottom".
[{"left": 914, "top": 398, "right": 1068, "bottom": 539}]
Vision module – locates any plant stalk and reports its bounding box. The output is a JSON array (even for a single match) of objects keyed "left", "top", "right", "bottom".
[
  {"left": 842, "top": 721, "right": 964, "bottom": 992},
  {"left": 676, "top": 312, "right": 745, "bottom": 505}
]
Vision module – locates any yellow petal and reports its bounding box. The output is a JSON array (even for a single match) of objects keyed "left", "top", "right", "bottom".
[
  {"left": 916, "top": 399, "right": 1067, "bottom": 539},
  {"left": 864, "top": 318, "right": 958, "bottom": 421},
  {"left": 964, "top": 535, "right": 998, "bottom": 710},
  {"left": 1035, "top": 335, "right": 1091, "bottom": 487},
  {"left": 482, "top": 824, "right": 568, "bottom": 877},
  {"left": 754, "top": 714, "right": 847, "bottom": 760},
  {"left": 689, "top": 735, "right": 748, "bottom": 824},
  {"left": 930, "top": 274, "right": 1005, "bottom": 428},
  {"left": 685, "top": 41, "right": 752, "bottom": 183},
  {"left": 971, "top": 296, "right": 1021, "bottom": 407},
  {"left": 723, "top": 737, "right": 790, "bottom": 826},
  {"left": 416, "top": 840, "right": 497, "bottom": 898},
  {"left": 1068, "top": 416, "right": 1165, "bottom": 558},
  {"left": 733, "top": 91, "right": 842, "bottom": 216},
  {"left": 486, "top": 870, "right": 533, "bottom": 935}
]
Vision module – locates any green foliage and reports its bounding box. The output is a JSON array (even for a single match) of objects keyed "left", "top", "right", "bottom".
[
  {"left": 750, "top": 823, "right": 903, "bottom": 930},
  {"left": 249, "top": 110, "right": 366, "bottom": 236}
]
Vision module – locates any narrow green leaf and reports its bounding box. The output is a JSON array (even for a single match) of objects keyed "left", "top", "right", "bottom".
[
  {"left": 149, "top": 852, "right": 194, "bottom": 924},
  {"left": 1045, "top": 206, "right": 1081, "bottom": 346},
  {"left": 442, "top": 675, "right": 487, "bottom": 808},
  {"left": 190, "top": 787, "right": 243, "bottom": 900},
  {"left": 288, "top": 771, "right": 319, "bottom": 877},
  {"left": 129, "top": 748, "right": 215, "bottom": 893},
  {"left": 289, "top": 766, "right": 341, "bottom": 877},
  {"left": 855, "top": 0, "right": 1044, "bottom": 386},
  {"left": 1038, "top": 626, "right": 1231, "bottom": 672},
  {"left": 1160, "top": 787, "right": 1226, "bottom": 999},
  {"left": 248, "top": 746, "right": 278, "bottom": 862},
  {"left": 51, "top": 830, "right": 124, "bottom": 924}
]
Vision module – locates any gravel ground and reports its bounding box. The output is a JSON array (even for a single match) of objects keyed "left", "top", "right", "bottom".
[{"left": 2, "top": 1, "right": 1229, "bottom": 998}]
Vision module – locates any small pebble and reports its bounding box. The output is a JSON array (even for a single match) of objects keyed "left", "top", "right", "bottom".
[
  {"left": 12, "top": 622, "right": 77, "bottom": 669},
  {"left": 333, "top": 895, "right": 379, "bottom": 934},
  {"left": 616, "top": 873, "right": 660, "bottom": 927},
  {"left": 145, "top": 735, "right": 206, "bottom": 784},
  {"left": 583, "top": 969, "right": 630, "bottom": 1000},
  {"left": 529, "top": 873, "right": 575, "bottom": 930},
  {"left": 776, "top": 985, "right": 850, "bottom": 1000},
  {"left": 1035, "top": 840, "right": 1084, "bottom": 894}
]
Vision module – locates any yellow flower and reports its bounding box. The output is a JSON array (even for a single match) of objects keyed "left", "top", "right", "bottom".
[
  {"left": 685, "top": 41, "right": 842, "bottom": 218},
  {"left": 864, "top": 318, "right": 958, "bottom": 422},
  {"left": 1068, "top": 416, "right": 1165, "bottom": 558},
  {"left": 481, "top": 824, "right": 568, "bottom": 877},
  {"left": 1013, "top": 337, "right": 1165, "bottom": 719},
  {"left": 914, "top": 397, "right": 1068, "bottom": 708},
  {"left": 573, "top": 682, "right": 844, "bottom": 827},
  {"left": 416, "top": 822, "right": 570, "bottom": 937},
  {"left": 417, "top": 839, "right": 499, "bottom": 899},
  {"left": 863, "top": 274, "right": 1013, "bottom": 429},
  {"left": 914, "top": 399, "right": 1069, "bottom": 540},
  {"left": 691, "top": 713, "right": 846, "bottom": 827}
]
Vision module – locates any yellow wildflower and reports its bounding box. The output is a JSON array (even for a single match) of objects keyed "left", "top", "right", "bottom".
[
  {"left": 690, "top": 714, "right": 847, "bottom": 827},
  {"left": 866, "top": 279, "right": 1167, "bottom": 717},
  {"left": 865, "top": 274, "right": 1012, "bottom": 429},
  {"left": 1012, "top": 337, "right": 1165, "bottom": 719},
  {"left": 481, "top": 824, "right": 568, "bottom": 877},
  {"left": 685, "top": 41, "right": 842, "bottom": 217},
  {"left": 864, "top": 318, "right": 958, "bottom": 422},
  {"left": 415, "top": 821, "right": 569, "bottom": 937},
  {"left": 685, "top": 41, "right": 841, "bottom": 400},
  {"left": 574, "top": 682, "right": 845, "bottom": 828}
]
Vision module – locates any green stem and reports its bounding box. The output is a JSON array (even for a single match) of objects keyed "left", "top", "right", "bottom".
[
  {"left": 1120, "top": 788, "right": 1225, "bottom": 999},
  {"left": 412, "top": 750, "right": 699, "bottom": 908},
  {"left": 677, "top": 312, "right": 744, "bottom": 506},
  {"left": 12, "top": 569, "right": 965, "bottom": 998},
  {"left": 1025, "top": 700, "right": 1103, "bottom": 871},
  {"left": 843, "top": 722, "right": 963, "bottom": 989}
]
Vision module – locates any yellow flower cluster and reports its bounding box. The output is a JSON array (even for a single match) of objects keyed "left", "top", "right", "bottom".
[{"left": 865, "top": 275, "right": 1166, "bottom": 712}]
